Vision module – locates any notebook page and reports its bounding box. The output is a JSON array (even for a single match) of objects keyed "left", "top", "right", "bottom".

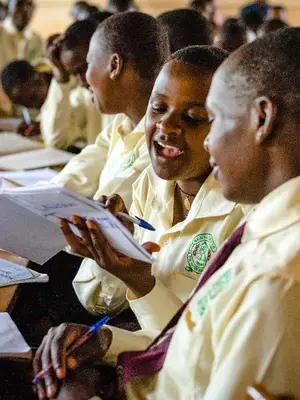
[
  {"left": 0, "top": 168, "right": 57, "bottom": 187},
  {"left": 0, "top": 148, "right": 73, "bottom": 170},
  {"left": 0, "top": 259, "right": 33, "bottom": 284},
  {"left": 0, "top": 195, "right": 66, "bottom": 264},
  {"left": 0, "top": 313, "right": 31, "bottom": 359},
  {"left": 0, "top": 133, "right": 42, "bottom": 156},
  {"left": 2, "top": 186, "right": 155, "bottom": 264}
]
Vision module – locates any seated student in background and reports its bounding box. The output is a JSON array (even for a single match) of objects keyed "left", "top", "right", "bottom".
[
  {"left": 106, "top": 0, "right": 137, "bottom": 13},
  {"left": 71, "top": 46, "right": 250, "bottom": 320},
  {"left": 1, "top": 60, "right": 52, "bottom": 137},
  {"left": 188, "top": 0, "right": 221, "bottom": 39},
  {"left": 267, "top": 5, "right": 287, "bottom": 22},
  {"left": 71, "top": 1, "right": 100, "bottom": 21},
  {"left": 0, "top": 1, "right": 7, "bottom": 21},
  {"left": 41, "top": 18, "right": 112, "bottom": 150},
  {"left": 241, "top": 0, "right": 271, "bottom": 21},
  {"left": 258, "top": 18, "right": 289, "bottom": 36},
  {"left": 0, "top": 0, "right": 43, "bottom": 117},
  {"left": 241, "top": 10, "right": 263, "bottom": 41},
  {"left": 156, "top": 9, "right": 213, "bottom": 53},
  {"left": 35, "top": 28, "right": 300, "bottom": 400},
  {"left": 218, "top": 18, "right": 247, "bottom": 52}
]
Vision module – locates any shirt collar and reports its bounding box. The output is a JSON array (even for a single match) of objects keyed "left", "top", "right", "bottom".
[
  {"left": 243, "top": 175, "right": 300, "bottom": 242},
  {"left": 2, "top": 17, "right": 31, "bottom": 38},
  {"left": 147, "top": 170, "right": 238, "bottom": 230},
  {"left": 117, "top": 115, "right": 145, "bottom": 149}
]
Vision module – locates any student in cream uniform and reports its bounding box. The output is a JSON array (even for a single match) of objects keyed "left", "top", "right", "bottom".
[
  {"left": 0, "top": 0, "right": 43, "bottom": 116},
  {"left": 71, "top": 47, "right": 250, "bottom": 318},
  {"left": 51, "top": 12, "right": 169, "bottom": 202},
  {"left": 40, "top": 20, "right": 111, "bottom": 150},
  {"left": 35, "top": 29, "right": 300, "bottom": 400}
]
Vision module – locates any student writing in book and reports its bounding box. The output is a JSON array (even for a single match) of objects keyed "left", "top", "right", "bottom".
[
  {"left": 0, "top": 0, "right": 43, "bottom": 117},
  {"left": 35, "top": 28, "right": 300, "bottom": 400},
  {"left": 70, "top": 46, "right": 251, "bottom": 319},
  {"left": 1, "top": 60, "right": 52, "bottom": 137},
  {"left": 40, "top": 18, "right": 112, "bottom": 150}
]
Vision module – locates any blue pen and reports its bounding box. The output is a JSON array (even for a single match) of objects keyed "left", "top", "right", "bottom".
[
  {"left": 33, "top": 316, "right": 110, "bottom": 383},
  {"left": 87, "top": 198, "right": 156, "bottom": 232},
  {"left": 118, "top": 212, "right": 155, "bottom": 231}
]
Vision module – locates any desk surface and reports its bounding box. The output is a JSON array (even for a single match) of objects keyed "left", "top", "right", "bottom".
[{"left": 0, "top": 251, "right": 28, "bottom": 312}]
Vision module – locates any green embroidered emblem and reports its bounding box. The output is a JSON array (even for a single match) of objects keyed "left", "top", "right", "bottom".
[
  {"left": 197, "top": 270, "right": 231, "bottom": 317},
  {"left": 185, "top": 233, "right": 217, "bottom": 274},
  {"left": 123, "top": 152, "right": 136, "bottom": 170}
]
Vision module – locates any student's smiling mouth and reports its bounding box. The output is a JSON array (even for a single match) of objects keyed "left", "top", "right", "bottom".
[{"left": 153, "top": 140, "right": 184, "bottom": 159}]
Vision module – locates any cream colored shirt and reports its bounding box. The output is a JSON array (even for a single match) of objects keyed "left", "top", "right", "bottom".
[
  {"left": 0, "top": 17, "right": 43, "bottom": 115},
  {"left": 104, "top": 175, "right": 300, "bottom": 400},
  {"left": 40, "top": 78, "right": 111, "bottom": 150},
  {"left": 73, "top": 165, "right": 249, "bottom": 317}
]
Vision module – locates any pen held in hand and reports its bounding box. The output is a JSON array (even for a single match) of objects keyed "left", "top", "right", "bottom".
[{"left": 32, "top": 315, "right": 110, "bottom": 383}]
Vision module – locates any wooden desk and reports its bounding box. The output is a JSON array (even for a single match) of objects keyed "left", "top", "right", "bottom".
[{"left": 0, "top": 251, "right": 28, "bottom": 312}]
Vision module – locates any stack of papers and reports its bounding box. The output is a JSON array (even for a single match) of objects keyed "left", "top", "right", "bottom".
[
  {"left": 0, "top": 185, "right": 155, "bottom": 265},
  {"left": 0, "top": 313, "right": 32, "bottom": 359},
  {"left": 0, "top": 148, "right": 74, "bottom": 171},
  {"left": 0, "top": 259, "right": 48, "bottom": 287},
  {"left": 0, "top": 133, "right": 42, "bottom": 156},
  {"left": 0, "top": 168, "right": 57, "bottom": 187}
]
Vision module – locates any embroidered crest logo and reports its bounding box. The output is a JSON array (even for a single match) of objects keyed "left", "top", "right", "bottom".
[
  {"left": 123, "top": 152, "right": 136, "bottom": 170},
  {"left": 185, "top": 233, "right": 217, "bottom": 274}
]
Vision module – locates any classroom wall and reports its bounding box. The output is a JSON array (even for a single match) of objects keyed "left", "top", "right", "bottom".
[{"left": 31, "top": 0, "right": 300, "bottom": 38}]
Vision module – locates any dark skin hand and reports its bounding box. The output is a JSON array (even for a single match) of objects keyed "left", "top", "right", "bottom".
[
  {"left": 46, "top": 35, "right": 70, "bottom": 83},
  {"left": 17, "top": 120, "right": 40, "bottom": 137},
  {"left": 33, "top": 324, "right": 112, "bottom": 400},
  {"left": 59, "top": 194, "right": 160, "bottom": 299}
]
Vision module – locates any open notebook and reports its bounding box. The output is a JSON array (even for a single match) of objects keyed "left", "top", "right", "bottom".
[
  {"left": 0, "top": 313, "right": 32, "bottom": 359},
  {"left": 0, "top": 185, "right": 156, "bottom": 265},
  {"left": 0, "top": 132, "right": 42, "bottom": 156},
  {"left": 0, "top": 148, "right": 73, "bottom": 171},
  {"left": 0, "top": 259, "right": 48, "bottom": 288}
]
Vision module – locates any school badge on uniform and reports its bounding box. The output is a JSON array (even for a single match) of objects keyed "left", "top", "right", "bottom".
[
  {"left": 123, "top": 151, "right": 136, "bottom": 170},
  {"left": 186, "top": 233, "right": 217, "bottom": 274}
]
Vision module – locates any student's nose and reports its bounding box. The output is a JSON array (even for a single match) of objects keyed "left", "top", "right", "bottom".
[{"left": 156, "top": 114, "right": 182, "bottom": 136}]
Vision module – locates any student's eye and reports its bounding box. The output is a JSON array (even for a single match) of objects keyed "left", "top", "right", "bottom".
[
  {"left": 183, "top": 113, "right": 207, "bottom": 124},
  {"left": 151, "top": 104, "right": 166, "bottom": 114}
]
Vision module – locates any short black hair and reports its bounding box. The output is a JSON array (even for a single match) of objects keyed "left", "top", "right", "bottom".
[
  {"left": 242, "top": 10, "right": 263, "bottom": 32},
  {"left": 222, "top": 28, "right": 300, "bottom": 116},
  {"left": 95, "top": 11, "right": 170, "bottom": 80},
  {"left": 189, "top": 0, "right": 213, "bottom": 11},
  {"left": 259, "top": 19, "right": 289, "bottom": 35},
  {"left": 107, "top": 0, "right": 133, "bottom": 12},
  {"left": 218, "top": 18, "right": 247, "bottom": 53},
  {"left": 157, "top": 9, "right": 213, "bottom": 53},
  {"left": 90, "top": 10, "right": 113, "bottom": 24},
  {"left": 2, "top": 60, "right": 35, "bottom": 98},
  {"left": 170, "top": 45, "right": 228, "bottom": 73},
  {"left": 62, "top": 19, "right": 99, "bottom": 51}
]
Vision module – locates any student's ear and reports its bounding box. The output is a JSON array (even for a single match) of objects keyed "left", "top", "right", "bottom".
[
  {"left": 253, "top": 96, "right": 277, "bottom": 145},
  {"left": 109, "top": 53, "right": 124, "bottom": 80}
]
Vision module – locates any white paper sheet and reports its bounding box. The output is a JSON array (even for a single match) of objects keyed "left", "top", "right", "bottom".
[
  {"left": 0, "top": 133, "right": 42, "bottom": 156},
  {"left": 0, "top": 313, "right": 32, "bottom": 359},
  {"left": 0, "top": 259, "right": 49, "bottom": 287},
  {"left": 0, "top": 148, "right": 73, "bottom": 171},
  {"left": 0, "top": 168, "right": 57, "bottom": 187},
  {"left": 0, "top": 185, "right": 155, "bottom": 265}
]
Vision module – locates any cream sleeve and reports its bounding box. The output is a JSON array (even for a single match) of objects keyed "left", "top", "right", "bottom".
[
  {"left": 203, "top": 277, "right": 300, "bottom": 400},
  {"left": 50, "top": 122, "right": 112, "bottom": 198},
  {"left": 127, "top": 279, "right": 183, "bottom": 331},
  {"left": 40, "top": 78, "right": 86, "bottom": 150}
]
